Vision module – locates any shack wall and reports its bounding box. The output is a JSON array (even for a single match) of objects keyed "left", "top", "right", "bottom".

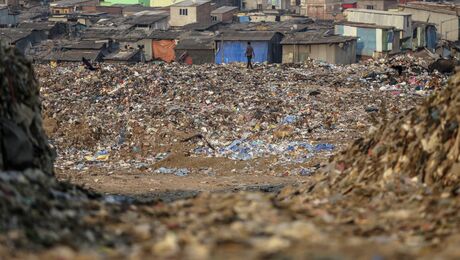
[
  {"left": 215, "top": 40, "right": 270, "bottom": 64},
  {"left": 399, "top": 6, "right": 458, "bottom": 41}
]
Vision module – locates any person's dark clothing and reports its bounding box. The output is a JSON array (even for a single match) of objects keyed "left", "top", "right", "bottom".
[
  {"left": 245, "top": 45, "right": 254, "bottom": 69},
  {"left": 247, "top": 55, "right": 253, "bottom": 69}
]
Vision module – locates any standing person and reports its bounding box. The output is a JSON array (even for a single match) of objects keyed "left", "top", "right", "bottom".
[{"left": 245, "top": 42, "right": 255, "bottom": 69}]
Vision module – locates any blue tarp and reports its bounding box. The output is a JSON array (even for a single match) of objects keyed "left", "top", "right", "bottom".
[
  {"left": 215, "top": 41, "right": 269, "bottom": 64},
  {"left": 357, "top": 28, "right": 376, "bottom": 56},
  {"left": 238, "top": 16, "right": 250, "bottom": 23},
  {"left": 426, "top": 26, "right": 437, "bottom": 51}
]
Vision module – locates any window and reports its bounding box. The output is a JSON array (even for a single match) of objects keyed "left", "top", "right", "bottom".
[
  {"left": 366, "top": 5, "right": 373, "bottom": 9},
  {"left": 412, "top": 28, "right": 417, "bottom": 39},
  {"left": 257, "top": 4, "right": 262, "bottom": 10},
  {"left": 242, "top": 2, "right": 246, "bottom": 9},
  {"left": 211, "top": 15, "right": 217, "bottom": 21},
  {"left": 179, "top": 8, "right": 188, "bottom": 15}
]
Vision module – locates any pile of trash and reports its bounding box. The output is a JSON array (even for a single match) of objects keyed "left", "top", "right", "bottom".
[
  {"left": 0, "top": 46, "right": 124, "bottom": 251},
  {"left": 2, "top": 45, "right": 460, "bottom": 259},
  {"left": 35, "top": 57, "right": 442, "bottom": 175},
  {"left": 324, "top": 71, "right": 460, "bottom": 190}
]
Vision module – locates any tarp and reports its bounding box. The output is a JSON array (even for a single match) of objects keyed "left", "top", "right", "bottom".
[
  {"left": 152, "top": 40, "right": 176, "bottom": 63},
  {"left": 356, "top": 28, "right": 376, "bottom": 56},
  {"left": 215, "top": 41, "right": 268, "bottom": 64},
  {"left": 426, "top": 26, "right": 437, "bottom": 51}
]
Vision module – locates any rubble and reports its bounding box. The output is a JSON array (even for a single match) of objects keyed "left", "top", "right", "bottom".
[
  {"left": 36, "top": 55, "right": 444, "bottom": 176},
  {"left": 2, "top": 44, "right": 460, "bottom": 259}
]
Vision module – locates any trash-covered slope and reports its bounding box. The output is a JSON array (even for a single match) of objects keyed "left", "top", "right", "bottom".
[
  {"left": 2, "top": 45, "right": 460, "bottom": 259},
  {"left": 324, "top": 72, "right": 460, "bottom": 190}
]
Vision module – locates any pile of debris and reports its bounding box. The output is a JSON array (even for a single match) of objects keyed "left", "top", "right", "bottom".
[
  {"left": 36, "top": 57, "right": 443, "bottom": 177},
  {"left": 2, "top": 45, "right": 460, "bottom": 259},
  {"left": 0, "top": 46, "right": 121, "bottom": 250},
  {"left": 325, "top": 73, "right": 460, "bottom": 190}
]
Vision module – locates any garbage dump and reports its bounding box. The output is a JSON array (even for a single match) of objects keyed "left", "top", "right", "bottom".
[
  {"left": 35, "top": 54, "right": 447, "bottom": 181},
  {"left": 2, "top": 45, "right": 460, "bottom": 259}
]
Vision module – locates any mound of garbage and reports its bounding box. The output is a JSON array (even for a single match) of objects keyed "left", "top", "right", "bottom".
[
  {"left": 0, "top": 46, "right": 114, "bottom": 250},
  {"left": 2, "top": 45, "right": 460, "bottom": 259},
  {"left": 324, "top": 72, "right": 460, "bottom": 191}
]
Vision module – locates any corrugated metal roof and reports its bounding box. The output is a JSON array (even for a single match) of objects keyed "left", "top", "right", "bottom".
[
  {"left": 129, "top": 14, "right": 169, "bottom": 25},
  {"left": 215, "top": 31, "right": 279, "bottom": 41},
  {"left": 176, "top": 32, "right": 214, "bottom": 49},
  {"left": 172, "top": 0, "right": 210, "bottom": 7},
  {"left": 104, "top": 49, "right": 140, "bottom": 61},
  {"left": 0, "top": 28, "right": 33, "bottom": 43},
  {"left": 399, "top": 3, "right": 458, "bottom": 15},
  {"left": 63, "top": 40, "right": 106, "bottom": 50},
  {"left": 211, "top": 6, "right": 238, "bottom": 14},
  {"left": 50, "top": 0, "right": 93, "bottom": 7},
  {"left": 17, "top": 22, "right": 57, "bottom": 31},
  {"left": 335, "top": 21, "right": 396, "bottom": 30},
  {"left": 149, "top": 30, "right": 183, "bottom": 40},
  {"left": 345, "top": 8, "right": 411, "bottom": 16},
  {"left": 45, "top": 49, "right": 102, "bottom": 61},
  {"left": 281, "top": 32, "right": 357, "bottom": 45}
]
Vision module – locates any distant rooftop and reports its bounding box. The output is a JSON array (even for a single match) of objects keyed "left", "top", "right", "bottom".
[
  {"left": 18, "top": 22, "right": 58, "bottom": 31},
  {"left": 50, "top": 0, "right": 95, "bottom": 7},
  {"left": 345, "top": 8, "right": 410, "bottom": 16},
  {"left": 45, "top": 49, "right": 103, "bottom": 61},
  {"left": 215, "top": 31, "right": 280, "bottom": 41},
  {"left": 0, "top": 28, "right": 33, "bottom": 43},
  {"left": 399, "top": 3, "right": 459, "bottom": 15},
  {"left": 281, "top": 31, "right": 357, "bottom": 45},
  {"left": 129, "top": 13, "right": 169, "bottom": 25},
  {"left": 149, "top": 30, "right": 183, "bottom": 40},
  {"left": 171, "top": 0, "right": 210, "bottom": 7},
  {"left": 63, "top": 40, "right": 107, "bottom": 50},
  {"left": 211, "top": 6, "right": 238, "bottom": 14},
  {"left": 104, "top": 49, "right": 140, "bottom": 61},
  {"left": 336, "top": 21, "right": 396, "bottom": 30},
  {"left": 176, "top": 32, "right": 214, "bottom": 50}
]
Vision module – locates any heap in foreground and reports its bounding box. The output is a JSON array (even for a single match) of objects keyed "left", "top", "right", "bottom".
[{"left": 1, "top": 45, "right": 460, "bottom": 259}]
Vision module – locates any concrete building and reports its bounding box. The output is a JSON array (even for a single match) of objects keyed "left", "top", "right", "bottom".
[
  {"left": 356, "top": 0, "right": 398, "bottom": 11},
  {"left": 281, "top": 32, "right": 357, "bottom": 64},
  {"left": 335, "top": 21, "right": 401, "bottom": 57},
  {"left": 300, "top": 0, "right": 342, "bottom": 20},
  {"left": 399, "top": 3, "right": 460, "bottom": 41},
  {"left": 50, "top": 0, "right": 98, "bottom": 15},
  {"left": 344, "top": 8, "right": 412, "bottom": 48},
  {"left": 0, "top": 5, "right": 18, "bottom": 26},
  {"left": 211, "top": 6, "right": 238, "bottom": 23},
  {"left": 169, "top": 0, "right": 212, "bottom": 27},
  {"left": 241, "top": 0, "right": 291, "bottom": 11}
]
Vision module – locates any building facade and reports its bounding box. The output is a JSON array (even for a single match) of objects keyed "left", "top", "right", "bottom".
[
  {"left": 211, "top": 6, "right": 238, "bottom": 23},
  {"left": 344, "top": 8, "right": 412, "bottom": 48},
  {"left": 169, "top": 0, "right": 212, "bottom": 27},
  {"left": 335, "top": 22, "right": 401, "bottom": 57},
  {"left": 356, "top": 0, "right": 398, "bottom": 11},
  {"left": 300, "top": 0, "right": 341, "bottom": 20},
  {"left": 281, "top": 32, "right": 357, "bottom": 64},
  {"left": 399, "top": 3, "right": 459, "bottom": 41}
]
